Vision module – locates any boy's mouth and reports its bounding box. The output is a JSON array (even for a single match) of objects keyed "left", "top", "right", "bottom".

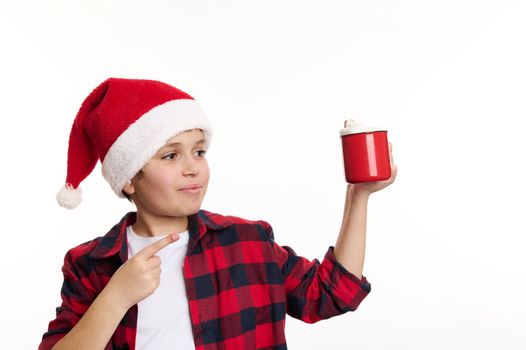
[
  {"left": 179, "top": 183, "right": 202, "bottom": 190},
  {"left": 179, "top": 183, "right": 203, "bottom": 194}
]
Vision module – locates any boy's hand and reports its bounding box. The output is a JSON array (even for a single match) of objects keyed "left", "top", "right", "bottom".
[
  {"left": 348, "top": 142, "right": 398, "bottom": 196},
  {"left": 104, "top": 232, "right": 180, "bottom": 311}
]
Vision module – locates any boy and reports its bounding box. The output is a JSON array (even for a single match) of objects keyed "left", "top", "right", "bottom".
[{"left": 40, "top": 77, "right": 397, "bottom": 350}]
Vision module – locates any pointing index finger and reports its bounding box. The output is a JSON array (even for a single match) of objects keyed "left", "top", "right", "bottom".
[{"left": 137, "top": 232, "right": 179, "bottom": 258}]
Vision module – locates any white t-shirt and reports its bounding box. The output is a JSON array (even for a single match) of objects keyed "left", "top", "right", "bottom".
[{"left": 126, "top": 225, "right": 195, "bottom": 349}]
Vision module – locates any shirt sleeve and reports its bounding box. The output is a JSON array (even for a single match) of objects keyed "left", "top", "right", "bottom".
[
  {"left": 38, "top": 249, "right": 97, "bottom": 350},
  {"left": 261, "top": 220, "right": 372, "bottom": 324}
]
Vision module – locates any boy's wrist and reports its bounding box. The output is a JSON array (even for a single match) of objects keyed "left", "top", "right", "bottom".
[{"left": 98, "top": 284, "right": 130, "bottom": 316}]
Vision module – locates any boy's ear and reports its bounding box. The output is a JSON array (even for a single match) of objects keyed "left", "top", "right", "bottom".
[{"left": 122, "top": 180, "right": 135, "bottom": 196}]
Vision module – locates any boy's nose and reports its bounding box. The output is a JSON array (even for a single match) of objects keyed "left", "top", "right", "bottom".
[
  {"left": 182, "top": 160, "right": 199, "bottom": 175},
  {"left": 183, "top": 167, "right": 199, "bottom": 176}
]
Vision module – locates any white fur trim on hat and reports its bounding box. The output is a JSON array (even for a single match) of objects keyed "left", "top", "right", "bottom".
[{"left": 101, "top": 98, "right": 212, "bottom": 198}]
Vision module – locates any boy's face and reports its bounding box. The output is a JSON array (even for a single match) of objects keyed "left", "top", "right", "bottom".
[{"left": 123, "top": 128, "right": 210, "bottom": 217}]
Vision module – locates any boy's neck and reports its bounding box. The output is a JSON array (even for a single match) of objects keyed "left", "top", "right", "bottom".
[{"left": 131, "top": 212, "right": 189, "bottom": 237}]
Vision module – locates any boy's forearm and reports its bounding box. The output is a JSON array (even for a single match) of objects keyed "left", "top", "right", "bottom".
[
  {"left": 52, "top": 287, "right": 128, "bottom": 350},
  {"left": 334, "top": 188, "right": 369, "bottom": 279}
]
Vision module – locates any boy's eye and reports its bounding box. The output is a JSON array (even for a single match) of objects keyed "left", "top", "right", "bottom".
[
  {"left": 162, "top": 150, "right": 206, "bottom": 160},
  {"left": 163, "top": 153, "right": 176, "bottom": 160}
]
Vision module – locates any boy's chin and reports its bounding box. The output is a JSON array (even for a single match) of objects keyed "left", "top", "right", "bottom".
[{"left": 180, "top": 203, "right": 203, "bottom": 216}]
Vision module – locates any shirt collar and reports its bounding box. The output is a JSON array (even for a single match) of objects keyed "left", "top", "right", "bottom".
[{"left": 90, "top": 209, "right": 233, "bottom": 261}]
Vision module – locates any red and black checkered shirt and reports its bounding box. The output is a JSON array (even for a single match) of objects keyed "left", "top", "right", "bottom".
[{"left": 39, "top": 209, "right": 371, "bottom": 349}]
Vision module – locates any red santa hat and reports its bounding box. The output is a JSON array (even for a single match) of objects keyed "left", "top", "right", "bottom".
[{"left": 56, "top": 77, "right": 213, "bottom": 209}]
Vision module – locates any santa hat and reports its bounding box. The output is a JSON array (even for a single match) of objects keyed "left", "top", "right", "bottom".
[{"left": 56, "top": 77, "right": 213, "bottom": 209}]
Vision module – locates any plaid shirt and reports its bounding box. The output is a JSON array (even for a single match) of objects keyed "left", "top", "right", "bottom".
[{"left": 39, "top": 209, "right": 371, "bottom": 349}]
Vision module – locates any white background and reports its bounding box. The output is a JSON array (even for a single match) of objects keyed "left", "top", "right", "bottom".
[{"left": 1, "top": 0, "right": 525, "bottom": 349}]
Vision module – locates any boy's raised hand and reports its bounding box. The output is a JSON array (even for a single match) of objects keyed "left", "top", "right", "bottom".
[
  {"left": 348, "top": 142, "right": 397, "bottom": 196},
  {"left": 104, "top": 232, "right": 180, "bottom": 312}
]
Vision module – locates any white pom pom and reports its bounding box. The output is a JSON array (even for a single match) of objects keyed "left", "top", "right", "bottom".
[{"left": 56, "top": 184, "right": 83, "bottom": 209}]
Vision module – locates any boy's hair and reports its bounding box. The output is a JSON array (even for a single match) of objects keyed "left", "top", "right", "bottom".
[{"left": 122, "top": 191, "right": 133, "bottom": 203}]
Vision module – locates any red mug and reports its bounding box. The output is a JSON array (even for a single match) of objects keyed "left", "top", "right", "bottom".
[{"left": 340, "top": 120, "right": 391, "bottom": 183}]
